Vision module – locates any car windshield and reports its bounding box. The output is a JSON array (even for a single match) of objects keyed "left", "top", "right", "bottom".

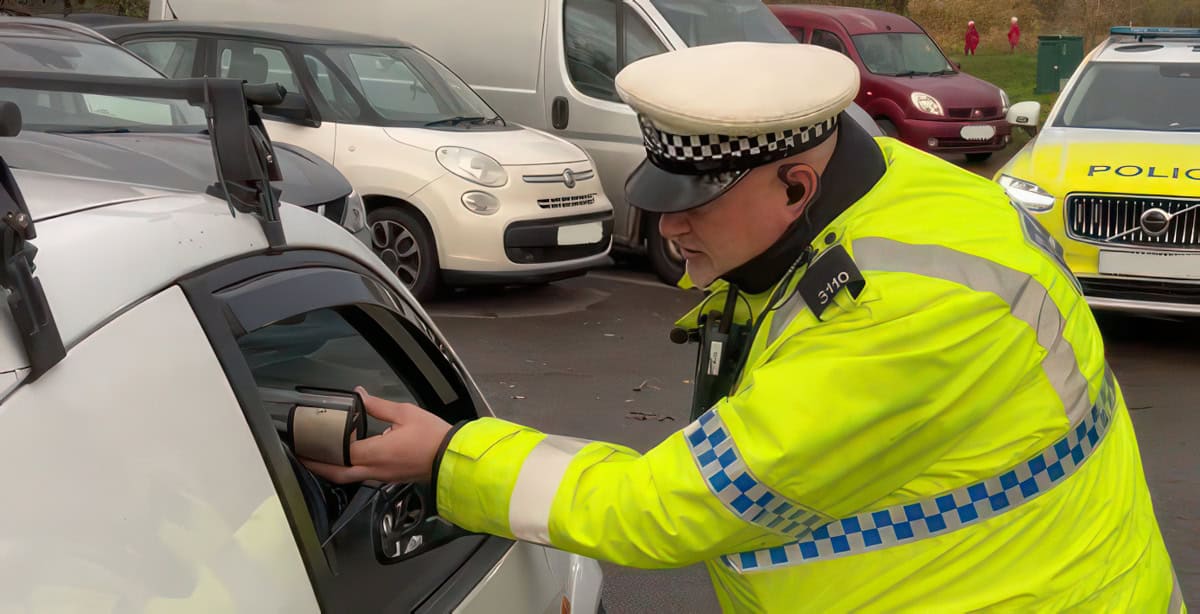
[
  {"left": 1055, "top": 61, "right": 1200, "bottom": 132},
  {"left": 648, "top": 0, "right": 794, "bottom": 46},
  {"left": 315, "top": 45, "right": 503, "bottom": 126},
  {"left": 0, "top": 35, "right": 207, "bottom": 132},
  {"left": 851, "top": 32, "right": 954, "bottom": 76}
]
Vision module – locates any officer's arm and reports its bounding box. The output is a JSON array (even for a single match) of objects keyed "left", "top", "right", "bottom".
[{"left": 433, "top": 306, "right": 1011, "bottom": 569}]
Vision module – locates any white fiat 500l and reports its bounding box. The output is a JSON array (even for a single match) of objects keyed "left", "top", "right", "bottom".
[{"left": 100, "top": 21, "right": 615, "bottom": 300}]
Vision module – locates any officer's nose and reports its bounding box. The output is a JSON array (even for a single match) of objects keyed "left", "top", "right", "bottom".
[{"left": 658, "top": 211, "right": 690, "bottom": 241}]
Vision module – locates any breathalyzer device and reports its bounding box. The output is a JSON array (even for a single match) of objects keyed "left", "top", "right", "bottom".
[{"left": 259, "top": 386, "right": 367, "bottom": 467}]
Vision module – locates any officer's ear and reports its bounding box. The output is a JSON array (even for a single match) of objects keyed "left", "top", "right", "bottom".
[{"left": 777, "top": 163, "right": 820, "bottom": 212}]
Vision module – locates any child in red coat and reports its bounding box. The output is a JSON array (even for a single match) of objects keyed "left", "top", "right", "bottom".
[
  {"left": 1008, "top": 17, "right": 1021, "bottom": 53},
  {"left": 965, "top": 21, "right": 980, "bottom": 55}
]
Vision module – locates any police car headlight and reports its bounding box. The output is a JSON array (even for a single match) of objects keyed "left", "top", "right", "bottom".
[
  {"left": 436, "top": 146, "right": 508, "bottom": 188},
  {"left": 999, "top": 174, "right": 1056, "bottom": 212},
  {"left": 910, "top": 92, "right": 944, "bottom": 116}
]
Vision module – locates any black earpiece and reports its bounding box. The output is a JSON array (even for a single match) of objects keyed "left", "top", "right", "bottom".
[
  {"left": 778, "top": 163, "right": 808, "bottom": 206},
  {"left": 786, "top": 183, "right": 807, "bottom": 206}
]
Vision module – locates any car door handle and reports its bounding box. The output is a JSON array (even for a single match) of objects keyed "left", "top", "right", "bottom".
[{"left": 552, "top": 96, "right": 569, "bottom": 130}]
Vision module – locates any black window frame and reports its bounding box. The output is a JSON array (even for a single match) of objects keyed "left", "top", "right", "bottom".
[
  {"left": 811, "top": 28, "right": 848, "bottom": 56},
  {"left": 179, "top": 249, "right": 510, "bottom": 612}
]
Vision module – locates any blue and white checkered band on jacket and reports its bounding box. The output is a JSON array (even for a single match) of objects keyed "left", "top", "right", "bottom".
[{"left": 638, "top": 114, "right": 840, "bottom": 175}]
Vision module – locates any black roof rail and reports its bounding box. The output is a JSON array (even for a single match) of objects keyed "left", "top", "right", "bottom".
[{"left": 0, "top": 72, "right": 288, "bottom": 379}]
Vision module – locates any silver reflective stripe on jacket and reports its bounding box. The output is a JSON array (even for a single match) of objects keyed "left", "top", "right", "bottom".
[
  {"left": 508, "top": 435, "right": 590, "bottom": 545},
  {"left": 723, "top": 369, "right": 1118, "bottom": 573},
  {"left": 766, "top": 237, "right": 1091, "bottom": 426},
  {"left": 1170, "top": 568, "right": 1185, "bottom": 614},
  {"left": 853, "top": 237, "right": 1091, "bottom": 425}
]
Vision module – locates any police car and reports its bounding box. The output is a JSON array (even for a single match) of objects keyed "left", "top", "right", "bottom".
[
  {"left": 995, "top": 27, "right": 1200, "bottom": 316},
  {"left": 0, "top": 72, "right": 601, "bottom": 613}
]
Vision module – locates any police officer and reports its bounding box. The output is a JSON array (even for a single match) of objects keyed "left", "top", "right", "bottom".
[{"left": 306, "top": 43, "right": 1183, "bottom": 612}]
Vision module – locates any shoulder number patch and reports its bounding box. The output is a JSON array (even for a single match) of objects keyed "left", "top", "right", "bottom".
[{"left": 798, "top": 244, "right": 866, "bottom": 320}]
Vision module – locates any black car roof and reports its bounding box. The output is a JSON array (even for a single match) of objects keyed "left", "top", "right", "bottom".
[{"left": 96, "top": 20, "right": 413, "bottom": 48}]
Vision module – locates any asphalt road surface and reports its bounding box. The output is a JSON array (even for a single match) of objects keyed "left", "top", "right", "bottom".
[{"left": 423, "top": 144, "right": 1195, "bottom": 613}]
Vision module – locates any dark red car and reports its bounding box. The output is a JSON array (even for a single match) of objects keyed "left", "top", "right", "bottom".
[{"left": 771, "top": 5, "right": 1012, "bottom": 161}]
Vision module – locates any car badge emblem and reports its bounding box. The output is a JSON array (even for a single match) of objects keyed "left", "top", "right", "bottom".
[
  {"left": 562, "top": 169, "right": 576, "bottom": 189},
  {"left": 1139, "top": 208, "right": 1172, "bottom": 237}
]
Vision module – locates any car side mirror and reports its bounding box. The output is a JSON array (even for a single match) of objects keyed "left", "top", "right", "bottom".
[
  {"left": 264, "top": 91, "right": 318, "bottom": 127},
  {"left": 1006, "top": 101, "right": 1041, "bottom": 135}
]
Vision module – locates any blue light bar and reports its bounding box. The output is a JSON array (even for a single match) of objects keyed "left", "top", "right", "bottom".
[{"left": 1110, "top": 26, "right": 1200, "bottom": 39}]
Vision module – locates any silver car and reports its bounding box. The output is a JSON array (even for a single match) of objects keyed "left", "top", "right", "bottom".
[{"left": 0, "top": 70, "right": 603, "bottom": 613}]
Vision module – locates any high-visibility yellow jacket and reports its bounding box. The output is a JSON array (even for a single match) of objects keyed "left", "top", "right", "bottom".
[{"left": 433, "top": 137, "right": 1184, "bottom": 613}]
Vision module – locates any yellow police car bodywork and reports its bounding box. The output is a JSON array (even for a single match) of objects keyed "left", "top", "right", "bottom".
[{"left": 995, "top": 134, "right": 1200, "bottom": 279}]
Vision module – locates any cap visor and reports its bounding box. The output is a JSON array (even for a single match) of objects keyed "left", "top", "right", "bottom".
[{"left": 625, "top": 159, "right": 747, "bottom": 214}]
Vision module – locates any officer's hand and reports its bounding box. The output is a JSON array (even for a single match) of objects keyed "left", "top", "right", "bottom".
[{"left": 300, "top": 387, "right": 451, "bottom": 484}]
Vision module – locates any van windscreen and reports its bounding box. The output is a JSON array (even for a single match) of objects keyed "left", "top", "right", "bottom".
[{"left": 649, "top": 0, "right": 794, "bottom": 47}]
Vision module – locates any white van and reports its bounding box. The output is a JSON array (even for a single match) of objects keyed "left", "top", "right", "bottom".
[{"left": 146, "top": 0, "right": 881, "bottom": 284}]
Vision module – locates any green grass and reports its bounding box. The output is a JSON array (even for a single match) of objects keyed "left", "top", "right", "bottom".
[{"left": 945, "top": 49, "right": 1059, "bottom": 124}]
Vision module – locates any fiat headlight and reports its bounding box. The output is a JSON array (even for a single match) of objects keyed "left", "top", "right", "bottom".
[
  {"left": 999, "top": 175, "right": 1055, "bottom": 212},
  {"left": 436, "top": 146, "right": 508, "bottom": 187},
  {"left": 999, "top": 88, "right": 1011, "bottom": 115},
  {"left": 910, "top": 92, "right": 944, "bottom": 116}
]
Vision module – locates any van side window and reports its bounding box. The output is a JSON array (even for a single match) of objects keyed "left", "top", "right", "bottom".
[
  {"left": 786, "top": 27, "right": 806, "bottom": 44},
  {"left": 564, "top": 0, "right": 667, "bottom": 103},
  {"left": 624, "top": 5, "right": 668, "bottom": 67},
  {"left": 811, "top": 30, "right": 848, "bottom": 56}
]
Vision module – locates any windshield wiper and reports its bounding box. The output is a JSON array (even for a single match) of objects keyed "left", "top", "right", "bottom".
[
  {"left": 45, "top": 127, "right": 132, "bottom": 134},
  {"left": 893, "top": 70, "right": 933, "bottom": 77},
  {"left": 424, "top": 116, "right": 486, "bottom": 127}
]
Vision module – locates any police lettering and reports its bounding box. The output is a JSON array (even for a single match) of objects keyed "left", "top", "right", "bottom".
[{"left": 1088, "top": 164, "right": 1200, "bottom": 180}]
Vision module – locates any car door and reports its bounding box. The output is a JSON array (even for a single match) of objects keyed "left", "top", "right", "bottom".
[
  {"left": 180, "top": 250, "right": 513, "bottom": 613},
  {"left": 0, "top": 287, "right": 317, "bottom": 612},
  {"left": 209, "top": 37, "right": 339, "bottom": 162},
  {"left": 545, "top": 0, "right": 670, "bottom": 245}
]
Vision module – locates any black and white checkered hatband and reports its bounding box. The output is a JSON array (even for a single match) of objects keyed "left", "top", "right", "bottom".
[{"left": 639, "top": 115, "right": 839, "bottom": 175}]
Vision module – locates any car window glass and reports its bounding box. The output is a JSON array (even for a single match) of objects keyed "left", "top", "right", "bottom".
[
  {"left": 624, "top": 5, "right": 668, "bottom": 67},
  {"left": 217, "top": 40, "right": 300, "bottom": 94},
  {"left": 811, "top": 29, "right": 847, "bottom": 55},
  {"left": 125, "top": 38, "right": 197, "bottom": 78},
  {"left": 303, "top": 52, "right": 361, "bottom": 121},
  {"left": 564, "top": 0, "right": 620, "bottom": 102},
  {"left": 787, "top": 26, "right": 806, "bottom": 43},
  {"left": 851, "top": 33, "right": 952, "bottom": 76},
  {"left": 0, "top": 37, "right": 162, "bottom": 77},
  {"left": 649, "top": 0, "right": 794, "bottom": 45},
  {"left": 237, "top": 308, "right": 423, "bottom": 409},
  {"left": 1057, "top": 62, "right": 1200, "bottom": 131},
  {"left": 81, "top": 93, "right": 174, "bottom": 124},
  {"left": 345, "top": 50, "right": 440, "bottom": 116}
]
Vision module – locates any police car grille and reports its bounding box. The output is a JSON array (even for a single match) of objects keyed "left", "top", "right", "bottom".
[
  {"left": 1066, "top": 193, "right": 1200, "bottom": 249},
  {"left": 538, "top": 193, "right": 597, "bottom": 209}
]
